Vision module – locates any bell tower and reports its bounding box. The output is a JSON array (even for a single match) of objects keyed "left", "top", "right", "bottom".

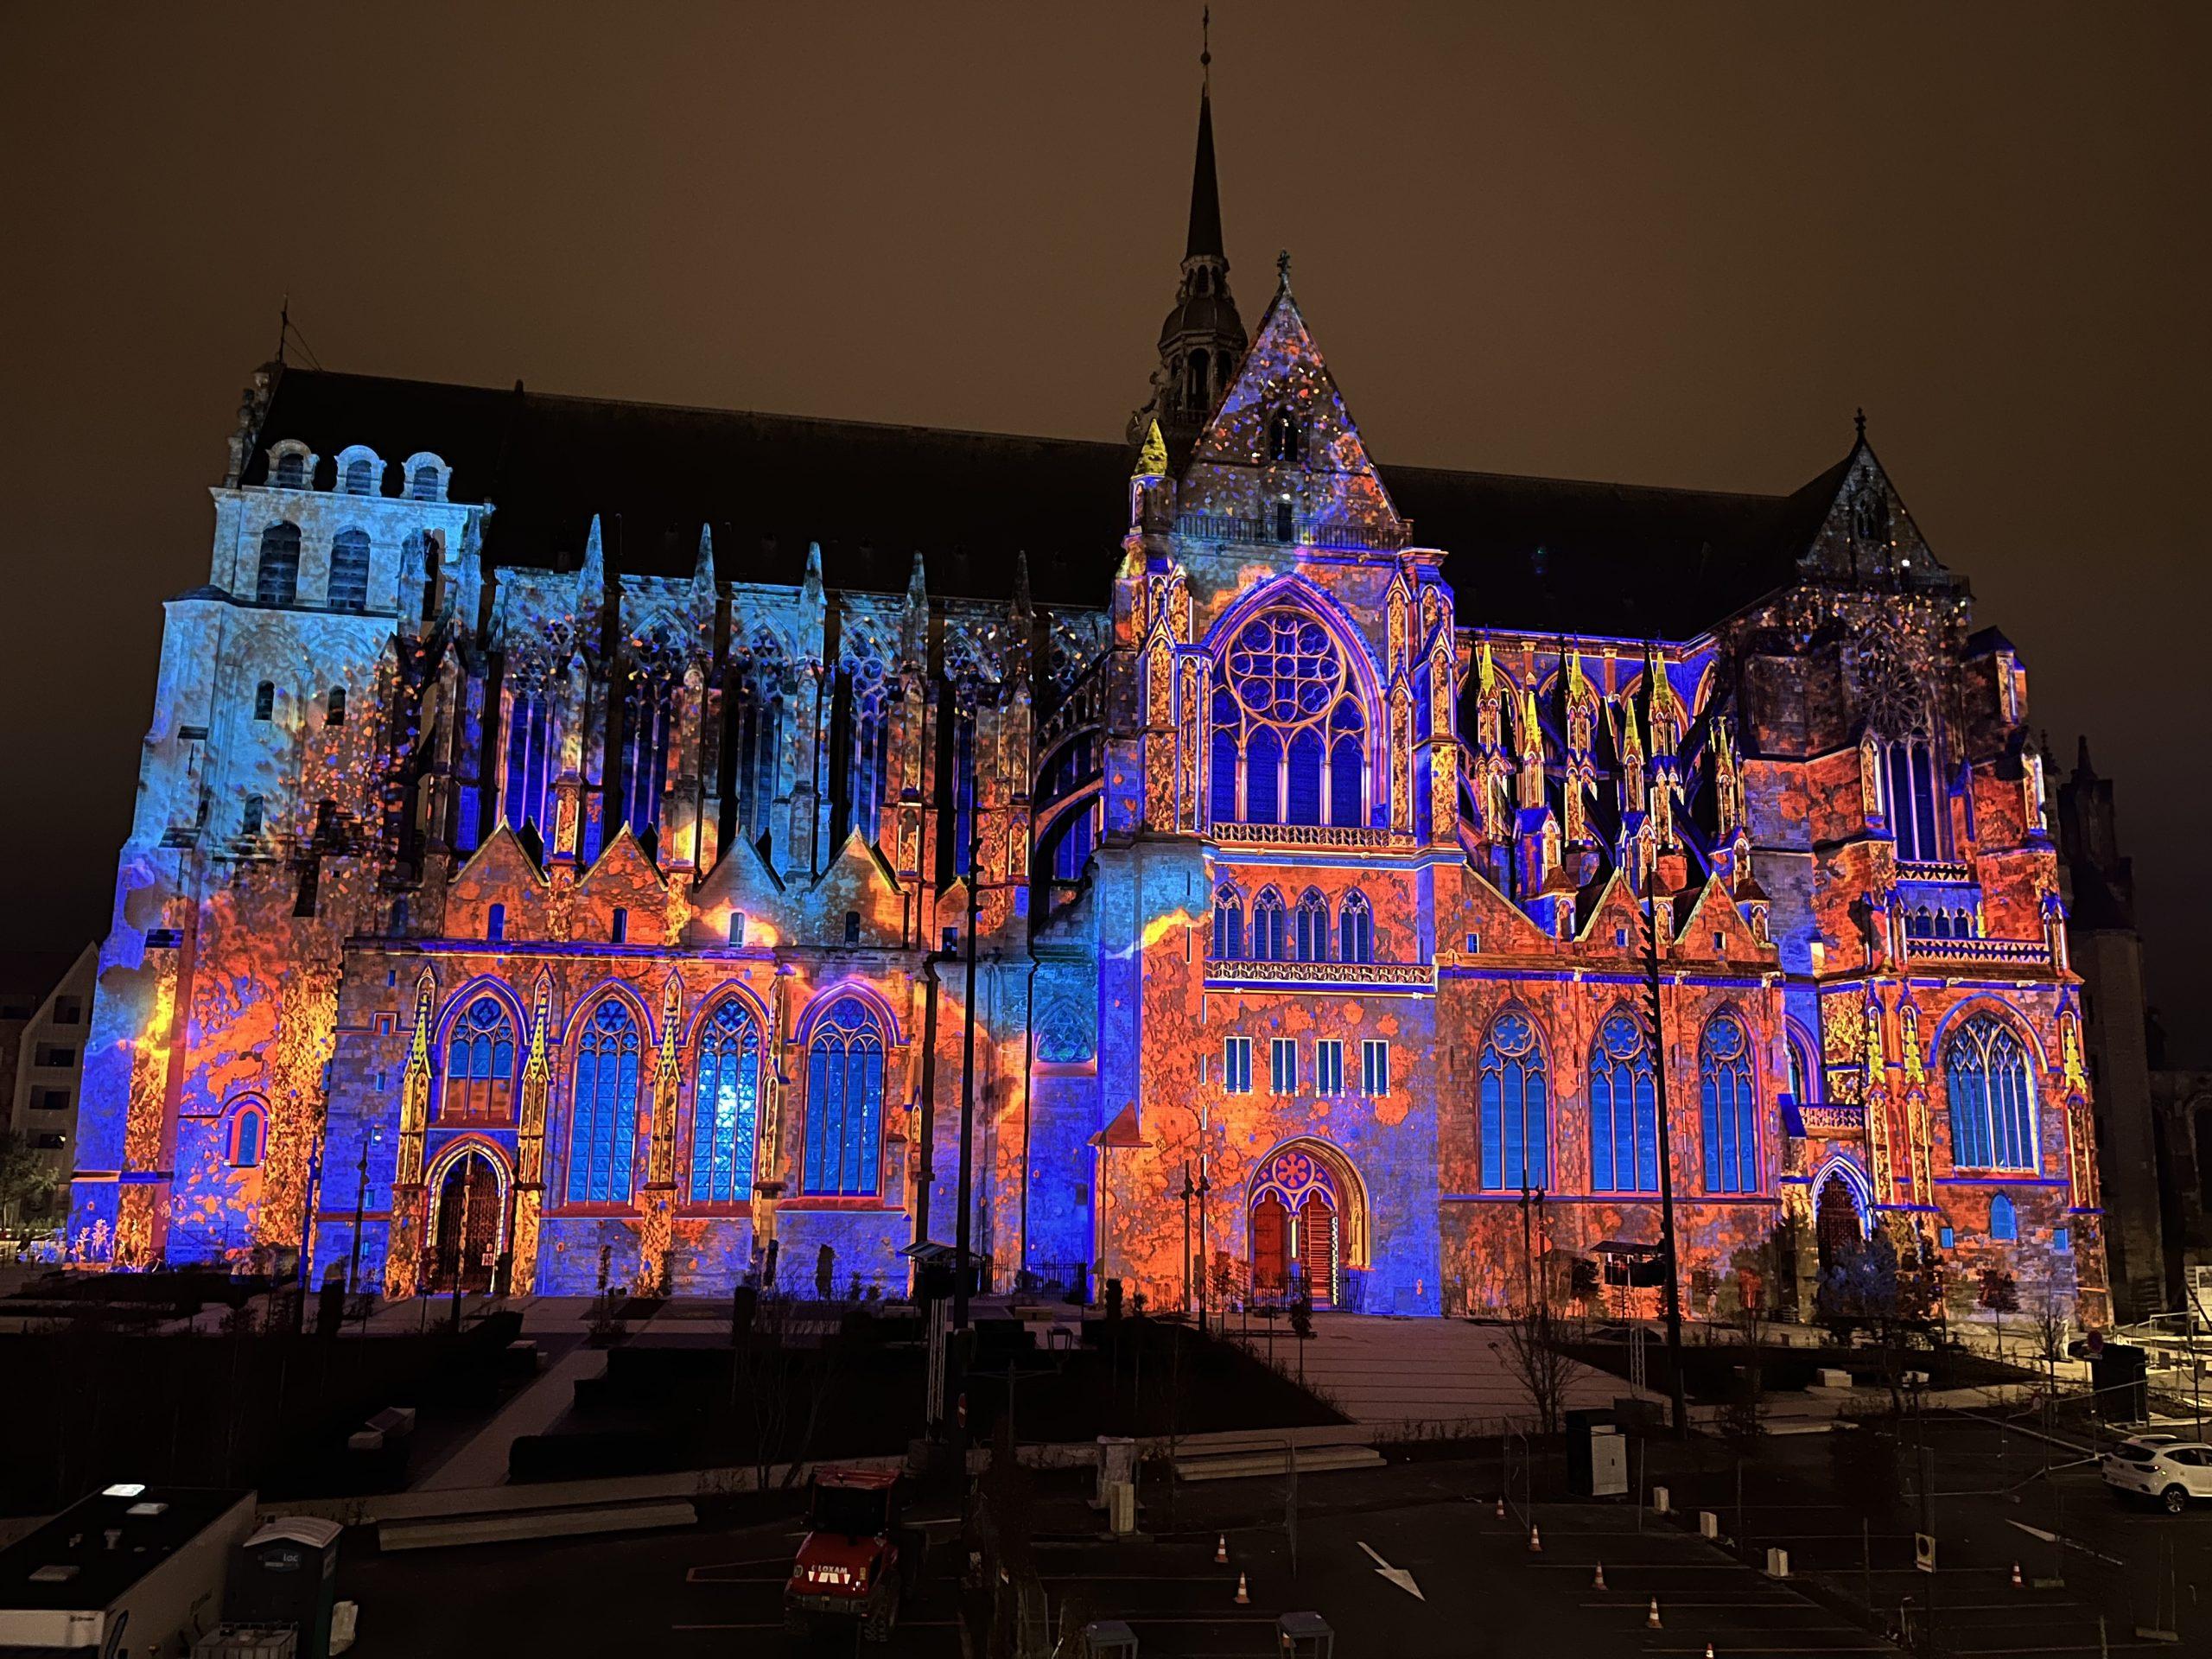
[{"left": 1135, "top": 22, "right": 1248, "bottom": 452}]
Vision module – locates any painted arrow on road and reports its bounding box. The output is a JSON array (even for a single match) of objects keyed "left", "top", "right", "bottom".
[{"left": 1359, "top": 1541, "right": 1424, "bottom": 1600}]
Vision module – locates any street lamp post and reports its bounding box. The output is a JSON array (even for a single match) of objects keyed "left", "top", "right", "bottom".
[
  {"left": 1180, "top": 1163, "right": 1196, "bottom": 1316},
  {"left": 348, "top": 1126, "right": 381, "bottom": 1336},
  {"left": 1643, "top": 888, "right": 1692, "bottom": 1438}
]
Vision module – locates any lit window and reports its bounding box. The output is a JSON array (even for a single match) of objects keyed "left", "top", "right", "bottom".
[
  {"left": 1990, "top": 1192, "right": 2018, "bottom": 1242},
  {"left": 1212, "top": 608, "right": 1367, "bottom": 830},
  {"left": 567, "top": 1001, "right": 641, "bottom": 1203},
  {"left": 1947, "top": 1014, "right": 2037, "bottom": 1172},
  {"left": 1938, "top": 1224, "right": 1955, "bottom": 1249},
  {"left": 804, "top": 997, "right": 884, "bottom": 1196},
  {"left": 1700, "top": 1010, "right": 1759, "bottom": 1193},
  {"left": 1339, "top": 891, "right": 1374, "bottom": 963},
  {"left": 441, "top": 995, "right": 515, "bottom": 1123},
  {"left": 1271, "top": 1038, "right": 1298, "bottom": 1096},
  {"left": 1223, "top": 1036, "right": 1253, "bottom": 1095},
  {"left": 2053, "top": 1225, "right": 2071, "bottom": 1254},
  {"left": 1361, "top": 1039, "right": 1390, "bottom": 1096},
  {"left": 690, "top": 1001, "right": 760, "bottom": 1203},
  {"left": 503, "top": 690, "right": 554, "bottom": 836},
  {"left": 1590, "top": 1010, "right": 1657, "bottom": 1192},
  {"left": 1211, "top": 884, "right": 1244, "bottom": 960},
  {"left": 1315, "top": 1039, "right": 1344, "bottom": 1096},
  {"left": 1478, "top": 1011, "right": 1548, "bottom": 1190}
]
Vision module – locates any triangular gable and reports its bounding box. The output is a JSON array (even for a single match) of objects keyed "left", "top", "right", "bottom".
[
  {"left": 687, "top": 828, "right": 791, "bottom": 944},
  {"left": 1574, "top": 868, "right": 1646, "bottom": 951},
  {"left": 1450, "top": 861, "right": 1555, "bottom": 958},
  {"left": 447, "top": 823, "right": 551, "bottom": 940},
  {"left": 1790, "top": 435, "right": 1959, "bottom": 595},
  {"left": 575, "top": 824, "right": 667, "bottom": 906},
  {"left": 807, "top": 830, "right": 903, "bottom": 947},
  {"left": 1179, "top": 278, "right": 1408, "bottom": 548},
  {"left": 1675, "top": 871, "right": 1768, "bottom": 963}
]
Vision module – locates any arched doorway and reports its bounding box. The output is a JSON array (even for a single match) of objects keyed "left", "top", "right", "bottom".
[
  {"left": 425, "top": 1149, "right": 504, "bottom": 1294},
  {"left": 1249, "top": 1146, "right": 1344, "bottom": 1307},
  {"left": 1815, "top": 1170, "right": 1865, "bottom": 1274}
]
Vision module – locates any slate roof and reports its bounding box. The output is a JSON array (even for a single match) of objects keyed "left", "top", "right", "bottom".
[{"left": 244, "top": 366, "right": 1850, "bottom": 636}]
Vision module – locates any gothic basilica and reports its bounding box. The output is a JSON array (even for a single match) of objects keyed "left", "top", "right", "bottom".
[{"left": 68, "top": 71, "right": 2107, "bottom": 1327}]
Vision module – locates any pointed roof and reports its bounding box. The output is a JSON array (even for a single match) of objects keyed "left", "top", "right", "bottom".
[{"left": 1186, "top": 83, "right": 1225, "bottom": 260}]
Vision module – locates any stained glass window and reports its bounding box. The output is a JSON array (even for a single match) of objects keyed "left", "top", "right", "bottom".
[
  {"left": 804, "top": 997, "right": 884, "bottom": 1196},
  {"left": 1947, "top": 1014, "right": 2037, "bottom": 1171},
  {"left": 690, "top": 1000, "right": 760, "bottom": 1204},
  {"left": 1338, "top": 891, "right": 1374, "bottom": 963},
  {"left": 442, "top": 995, "right": 516, "bottom": 1124},
  {"left": 567, "top": 1001, "right": 640, "bottom": 1203},
  {"left": 620, "top": 677, "right": 674, "bottom": 838},
  {"left": 504, "top": 690, "right": 553, "bottom": 835},
  {"left": 1479, "top": 1010, "right": 1549, "bottom": 1190},
  {"left": 1700, "top": 1010, "right": 1759, "bottom": 1193},
  {"left": 1590, "top": 1010, "right": 1657, "bottom": 1192}
]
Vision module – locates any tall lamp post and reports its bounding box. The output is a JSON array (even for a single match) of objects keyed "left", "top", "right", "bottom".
[{"left": 1643, "top": 887, "right": 1691, "bottom": 1437}]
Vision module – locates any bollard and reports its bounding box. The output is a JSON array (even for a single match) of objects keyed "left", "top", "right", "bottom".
[{"left": 1651, "top": 1484, "right": 1670, "bottom": 1515}]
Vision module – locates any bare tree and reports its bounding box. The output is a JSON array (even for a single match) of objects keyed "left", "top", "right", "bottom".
[{"left": 1493, "top": 1299, "right": 1587, "bottom": 1435}]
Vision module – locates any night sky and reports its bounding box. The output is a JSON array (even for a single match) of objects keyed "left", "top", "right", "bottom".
[{"left": 3, "top": 7, "right": 2205, "bottom": 1056}]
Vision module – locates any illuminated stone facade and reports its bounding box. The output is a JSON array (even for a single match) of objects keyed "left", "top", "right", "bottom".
[{"left": 68, "top": 84, "right": 2107, "bottom": 1325}]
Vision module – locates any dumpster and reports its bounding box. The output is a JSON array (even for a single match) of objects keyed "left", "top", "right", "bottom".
[{"left": 226, "top": 1516, "right": 341, "bottom": 1659}]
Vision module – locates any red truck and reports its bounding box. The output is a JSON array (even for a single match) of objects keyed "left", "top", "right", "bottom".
[{"left": 783, "top": 1467, "right": 924, "bottom": 1642}]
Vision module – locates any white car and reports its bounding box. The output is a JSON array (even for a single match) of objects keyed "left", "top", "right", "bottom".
[{"left": 2100, "top": 1436, "right": 2212, "bottom": 1513}]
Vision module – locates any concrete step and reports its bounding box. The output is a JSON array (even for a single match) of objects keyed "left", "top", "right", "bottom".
[
  {"left": 378, "top": 1497, "right": 697, "bottom": 1552},
  {"left": 1173, "top": 1444, "right": 1384, "bottom": 1482}
]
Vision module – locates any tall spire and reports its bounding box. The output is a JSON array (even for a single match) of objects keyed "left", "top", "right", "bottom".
[
  {"left": 1131, "top": 14, "right": 1249, "bottom": 451},
  {"left": 1187, "top": 12, "right": 1224, "bottom": 259}
]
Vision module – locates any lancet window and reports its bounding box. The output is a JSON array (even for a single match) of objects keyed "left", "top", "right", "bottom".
[
  {"left": 1211, "top": 884, "right": 1244, "bottom": 960},
  {"left": 1338, "top": 891, "right": 1374, "bottom": 963},
  {"left": 804, "top": 997, "right": 885, "bottom": 1197},
  {"left": 1590, "top": 1011, "right": 1658, "bottom": 1192},
  {"left": 730, "top": 665, "right": 784, "bottom": 850},
  {"left": 1478, "top": 1009, "right": 1550, "bottom": 1192},
  {"left": 503, "top": 688, "right": 554, "bottom": 836},
  {"left": 1947, "top": 1014, "right": 2037, "bottom": 1171},
  {"left": 1885, "top": 737, "right": 1945, "bottom": 861},
  {"left": 690, "top": 1000, "right": 761, "bottom": 1204},
  {"left": 619, "top": 676, "right": 675, "bottom": 840},
  {"left": 567, "top": 1001, "right": 641, "bottom": 1204},
  {"left": 1294, "top": 890, "right": 1330, "bottom": 963},
  {"left": 1211, "top": 607, "right": 1367, "bottom": 829},
  {"left": 1250, "top": 888, "right": 1287, "bottom": 963},
  {"left": 1700, "top": 1009, "right": 1759, "bottom": 1193}
]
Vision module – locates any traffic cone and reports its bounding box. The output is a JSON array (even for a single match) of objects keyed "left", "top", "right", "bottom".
[
  {"left": 1215, "top": 1535, "right": 1228, "bottom": 1565},
  {"left": 1704, "top": 1644, "right": 1715, "bottom": 1659},
  {"left": 1646, "top": 1598, "right": 1662, "bottom": 1630},
  {"left": 1495, "top": 1495, "right": 1506, "bottom": 1518},
  {"left": 1592, "top": 1562, "right": 1606, "bottom": 1591},
  {"left": 2011, "top": 1560, "right": 2024, "bottom": 1589},
  {"left": 1529, "top": 1523, "right": 1542, "bottom": 1553},
  {"left": 1234, "top": 1571, "right": 1250, "bottom": 1605}
]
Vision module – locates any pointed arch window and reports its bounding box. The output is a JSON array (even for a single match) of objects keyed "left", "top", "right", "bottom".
[
  {"left": 1989, "top": 1191, "right": 2018, "bottom": 1241},
  {"left": 257, "top": 522, "right": 300, "bottom": 607},
  {"left": 1211, "top": 884, "right": 1244, "bottom": 961},
  {"left": 1700, "top": 1009, "right": 1759, "bottom": 1193},
  {"left": 690, "top": 1000, "right": 760, "bottom": 1204},
  {"left": 1478, "top": 1009, "right": 1549, "bottom": 1191},
  {"left": 1947, "top": 1013, "right": 2037, "bottom": 1171},
  {"left": 845, "top": 665, "right": 892, "bottom": 845},
  {"left": 503, "top": 688, "right": 553, "bottom": 835},
  {"left": 327, "top": 529, "right": 371, "bottom": 612},
  {"left": 1329, "top": 698, "right": 1364, "bottom": 828},
  {"left": 620, "top": 676, "right": 675, "bottom": 838},
  {"left": 441, "top": 995, "right": 516, "bottom": 1123},
  {"left": 1338, "top": 891, "right": 1373, "bottom": 964},
  {"left": 1294, "top": 889, "right": 1330, "bottom": 963},
  {"left": 732, "top": 667, "right": 785, "bottom": 847},
  {"left": 1250, "top": 889, "right": 1287, "bottom": 963},
  {"left": 566, "top": 1001, "right": 641, "bottom": 1204},
  {"left": 1591, "top": 1011, "right": 1659, "bottom": 1192},
  {"left": 804, "top": 997, "right": 885, "bottom": 1197}
]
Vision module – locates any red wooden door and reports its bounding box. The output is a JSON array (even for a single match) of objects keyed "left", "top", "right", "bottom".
[
  {"left": 1298, "top": 1193, "right": 1337, "bottom": 1307},
  {"left": 1250, "top": 1193, "right": 1289, "bottom": 1294}
]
